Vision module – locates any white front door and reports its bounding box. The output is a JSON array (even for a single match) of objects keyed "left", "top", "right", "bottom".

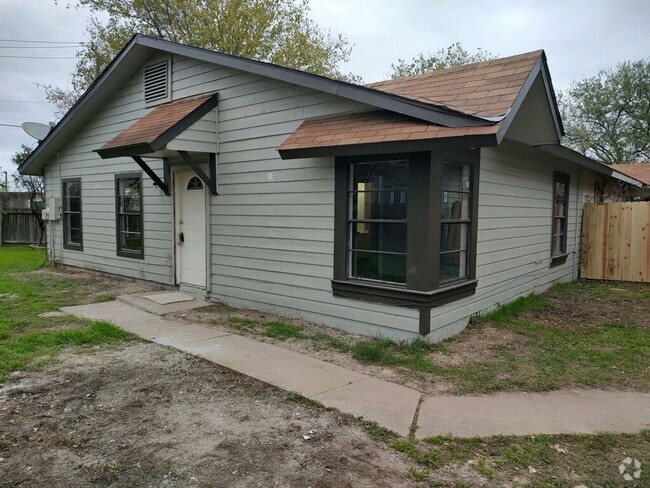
[{"left": 174, "top": 172, "right": 206, "bottom": 287}]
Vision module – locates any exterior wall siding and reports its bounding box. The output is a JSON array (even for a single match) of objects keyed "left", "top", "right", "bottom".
[
  {"left": 168, "top": 56, "right": 420, "bottom": 337},
  {"left": 42, "top": 50, "right": 604, "bottom": 341},
  {"left": 426, "top": 145, "right": 596, "bottom": 341}
]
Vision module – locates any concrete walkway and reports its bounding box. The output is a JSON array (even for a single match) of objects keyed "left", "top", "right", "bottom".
[{"left": 62, "top": 301, "right": 650, "bottom": 439}]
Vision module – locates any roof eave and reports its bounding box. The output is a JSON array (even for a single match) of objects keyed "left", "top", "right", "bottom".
[
  {"left": 279, "top": 133, "right": 498, "bottom": 160},
  {"left": 534, "top": 144, "right": 644, "bottom": 187},
  {"left": 19, "top": 34, "right": 147, "bottom": 176}
]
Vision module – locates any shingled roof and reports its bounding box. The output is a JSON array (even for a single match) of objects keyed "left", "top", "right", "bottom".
[
  {"left": 367, "top": 50, "right": 543, "bottom": 118},
  {"left": 610, "top": 164, "right": 650, "bottom": 185},
  {"left": 278, "top": 50, "right": 546, "bottom": 156},
  {"left": 97, "top": 93, "right": 218, "bottom": 159}
]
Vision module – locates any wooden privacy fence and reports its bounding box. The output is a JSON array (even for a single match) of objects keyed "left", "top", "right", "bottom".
[
  {"left": 0, "top": 209, "right": 44, "bottom": 245},
  {"left": 581, "top": 202, "right": 650, "bottom": 283}
]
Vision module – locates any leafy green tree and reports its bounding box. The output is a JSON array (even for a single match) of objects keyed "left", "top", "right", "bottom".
[
  {"left": 11, "top": 145, "right": 46, "bottom": 245},
  {"left": 389, "top": 42, "right": 496, "bottom": 79},
  {"left": 46, "top": 0, "right": 357, "bottom": 114},
  {"left": 560, "top": 59, "right": 650, "bottom": 164}
]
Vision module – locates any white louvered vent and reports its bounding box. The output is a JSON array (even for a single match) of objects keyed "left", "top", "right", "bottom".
[{"left": 143, "top": 60, "right": 169, "bottom": 104}]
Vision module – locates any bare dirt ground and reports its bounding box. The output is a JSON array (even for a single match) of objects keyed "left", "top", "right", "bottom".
[
  {"left": 36, "top": 267, "right": 163, "bottom": 302},
  {"left": 0, "top": 342, "right": 421, "bottom": 488}
]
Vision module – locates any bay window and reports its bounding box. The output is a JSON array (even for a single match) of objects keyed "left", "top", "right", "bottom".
[{"left": 333, "top": 150, "right": 479, "bottom": 321}]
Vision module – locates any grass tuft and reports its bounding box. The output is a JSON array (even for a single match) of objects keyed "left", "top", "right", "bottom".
[
  {"left": 482, "top": 294, "right": 548, "bottom": 323},
  {"left": 225, "top": 316, "right": 259, "bottom": 331},
  {"left": 284, "top": 391, "right": 323, "bottom": 409},
  {"left": 263, "top": 321, "right": 302, "bottom": 340}
]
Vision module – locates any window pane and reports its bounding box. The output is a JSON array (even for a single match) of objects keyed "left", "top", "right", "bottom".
[
  {"left": 64, "top": 180, "right": 80, "bottom": 198},
  {"left": 555, "top": 182, "right": 566, "bottom": 199},
  {"left": 351, "top": 222, "right": 406, "bottom": 253},
  {"left": 119, "top": 178, "right": 141, "bottom": 199},
  {"left": 553, "top": 199, "right": 566, "bottom": 218},
  {"left": 352, "top": 160, "right": 408, "bottom": 191},
  {"left": 64, "top": 214, "right": 82, "bottom": 245},
  {"left": 350, "top": 250, "right": 406, "bottom": 283},
  {"left": 352, "top": 190, "right": 407, "bottom": 221},
  {"left": 121, "top": 214, "right": 141, "bottom": 234},
  {"left": 440, "top": 251, "right": 468, "bottom": 282},
  {"left": 441, "top": 192, "right": 470, "bottom": 221},
  {"left": 119, "top": 195, "right": 141, "bottom": 213},
  {"left": 442, "top": 163, "right": 471, "bottom": 192},
  {"left": 440, "top": 223, "right": 469, "bottom": 253},
  {"left": 552, "top": 234, "right": 563, "bottom": 255},
  {"left": 64, "top": 196, "right": 80, "bottom": 213}
]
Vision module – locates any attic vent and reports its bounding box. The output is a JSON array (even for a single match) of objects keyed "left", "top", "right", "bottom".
[{"left": 144, "top": 60, "right": 169, "bottom": 104}]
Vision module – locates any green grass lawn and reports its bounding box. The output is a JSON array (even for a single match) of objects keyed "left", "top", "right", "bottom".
[
  {"left": 0, "top": 246, "right": 134, "bottom": 382},
  {"left": 210, "top": 279, "right": 650, "bottom": 395}
]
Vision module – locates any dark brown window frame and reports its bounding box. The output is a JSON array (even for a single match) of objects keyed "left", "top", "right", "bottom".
[
  {"left": 62, "top": 177, "right": 83, "bottom": 251},
  {"left": 115, "top": 172, "right": 144, "bottom": 259},
  {"left": 550, "top": 171, "right": 570, "bottom": 267},
  {"left": 332, "top": 149, "right": 480, "bottom": 316}
]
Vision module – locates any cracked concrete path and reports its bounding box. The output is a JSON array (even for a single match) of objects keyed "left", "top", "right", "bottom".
[{"left": 62, "top": 301, "right": 650, "bottom": 439}]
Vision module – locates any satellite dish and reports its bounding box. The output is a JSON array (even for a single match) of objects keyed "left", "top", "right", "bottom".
[{"left": 22, "top": 122, "right": 52, "bottom": 141}]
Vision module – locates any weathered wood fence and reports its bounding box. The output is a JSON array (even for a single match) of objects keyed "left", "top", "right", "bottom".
[
  {"left": 1, "top": 209, "right": 43, "bottom": 244},
  {"left": 580, "top": 202, "right": 650, "bottom": 283},
  {"left": 0, "top": 193, "right": 45, "bottom": 245}
]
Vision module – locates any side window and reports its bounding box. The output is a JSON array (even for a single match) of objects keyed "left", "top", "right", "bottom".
[
  {"left": 348, "top": 160, "right": 409, "bottom": 284},
  {"left": 440, "top": 163, "right": 472, "bottom": 283},
  {"left": 62, "top": 178, "right": 83, "bottom": 250},
  {"left": 116, "top": 174, "right": 144, "bottom": 259},
  {"left": 552, "top": 172, "right": 570, "bottom": 257}
]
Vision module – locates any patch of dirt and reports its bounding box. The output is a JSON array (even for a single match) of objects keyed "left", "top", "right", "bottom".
[
  {"left": 0, "top": 343, "right": 420, "bottom": 487},
  {"left": 36, "top": 266, "right": 163, "bottom": 303},
  {"left": 429, "top": 326, "right": 530, "bottom": 368},
  {"left": 518, "top": 296, "right": 650, "bottom": 330}
]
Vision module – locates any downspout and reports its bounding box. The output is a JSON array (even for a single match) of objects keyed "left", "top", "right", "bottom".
[
  {"left": 54, "top": 152, "right": 62, "bottom": 266},
  {"left": 572, "top": 165, "right": 582, "bottom": 280}
]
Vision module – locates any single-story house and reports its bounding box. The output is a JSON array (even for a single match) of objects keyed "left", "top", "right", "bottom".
[
  {"left": 19, "top": 35, "right": 644, "bottom": 340},
  {"left": 610, "top": 164, "right": 650, "bottom": 200}
]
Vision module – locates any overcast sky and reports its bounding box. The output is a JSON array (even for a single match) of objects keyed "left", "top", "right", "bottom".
[{"left": 1, "top": 0, "right": 649, "bottom": 183}]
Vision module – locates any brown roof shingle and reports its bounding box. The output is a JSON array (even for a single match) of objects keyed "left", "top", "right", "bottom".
[
  {"left": 610, "top": 164, "right": 650, "bottom": 185},
  {"left": 366, "top": 50, "right": 542, "bottom": 118},
  {"left": 278, "top": 50, "right": 543, "bottom": 154},
  {"left": 278, "top": 111, "right": 500, "bottom": 152},
  {"left": 99, "top": 93, "right": 217, "bottom": 154}
]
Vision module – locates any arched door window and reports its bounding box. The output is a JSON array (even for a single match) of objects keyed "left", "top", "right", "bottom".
[{"left": 187, "top": 176, "right": 203, "bottom": 190}]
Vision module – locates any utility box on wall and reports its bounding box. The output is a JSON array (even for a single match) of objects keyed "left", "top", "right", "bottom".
[{"left": 42, "top": 197, "right": 61, "bottom": 221}]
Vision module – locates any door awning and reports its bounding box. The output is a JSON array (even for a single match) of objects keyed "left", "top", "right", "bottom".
[
  {"left": 94, "top": 93, "right": 219, "bottom": 195},
  {"left": 95, "top": 92, "right": 218, "bottom": 159}
]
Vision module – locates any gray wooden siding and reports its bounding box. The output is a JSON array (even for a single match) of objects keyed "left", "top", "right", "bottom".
[
  {"left": 42, "top": 49, "right": 603, "bottom": 340},
  {"left": 44, "top": 53, "right": 175, "bottom": 284},
  {"left": 169, "top": 55, "right": 420, "bottom": 337},
  {"left": 426, "top": 146, "right": 595, "bottom": 340}
]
